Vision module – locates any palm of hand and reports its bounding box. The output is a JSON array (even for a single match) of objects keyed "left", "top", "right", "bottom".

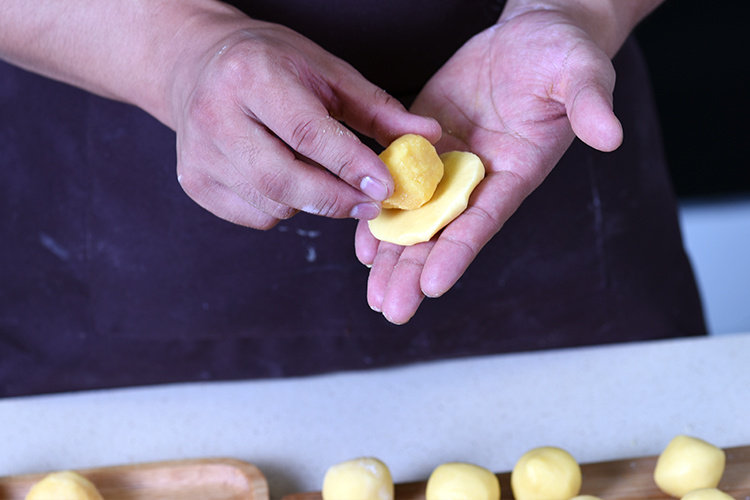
[{"left": 357, "top": 10, "right": 623, "bottom": 324}]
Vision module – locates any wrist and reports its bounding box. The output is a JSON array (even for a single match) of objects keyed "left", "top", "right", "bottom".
[
  {"left": 141, "top": 2, "right": 252, "bottom": 128},
  {"left": 0, "top": 0, "right": 250, "bottom": 129},
  {"left": 499, "top": 0, "right": 664, "bottom": 57}
]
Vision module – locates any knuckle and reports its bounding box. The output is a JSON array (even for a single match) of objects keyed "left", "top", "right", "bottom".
[
  {"left": 231, "top": 137, "right": 262, "bottom": 170},
  {"left": 334, "top": 153, "right": 358, "bottom": 181},
  {"left": 290, "top": 115, "right": 320, "bottom": 155},
  {"left": 370, "top": 85, "right": 390, "bottom": 102},
  {"left": 215, "top": 39, "right": 262, "bottom": 82},
  {"left": 228, "top": 180, "right": 296, "bottom": 222},
  {"left": 371, "top": 87, "right": 405, "bottom": 125},
  {"left": 268, "top": 203, "right": 297, "bottom": 220},
  {"left": 216, "top": 49, "right": 249, "bottom": 83},
  {"left": 185, "top": 88, "right": 222, "bottom": 132},
  {"left": 463, "top": 204, "right": 502, "bottom": 233},
  {"left": 213, "top": 37, "right": 287, "bottom": 94},
  {"left": 226, "top": 207, "right": 280, "bottom": 231},
  {"left": 395, "top": 256, "right": 425, "bottom": 273},
  {"left": 563, "top": 48, "right": 616, "bottom": 93},
  {"left": 254, "top": 169, "right": 291, "bottom": 202},
  {"left": 289, "top": 114, "right": 339, "bottom": 162},
  {"left": 252, "top": 215, "right": 281, "bottom": 231},
  {"left": 373, "top": 86, "right": 398, "bottom": 108},
  {"left": 311, "top": 191, "right": 345, "bottom": 218},
  {"left": 442, "top": 234, "right": 479, "bottom": 261},
  {"left": 176, "top": 165, "right": 211, "bottom": 198},
  {"left": 366, "top": 87, "right": 404, "bottom": 139},
  {"left": 377, "top": 243, "right": 405, "bottom": 262},
  {"left": 496, "top": 168, "right": 534, "bottom": 199},
  {"left": 289, "top": 115, "right": 356, "bottom": 172},
  {"left": 187, "top": 50, "right": 259, "bottom": 126}
]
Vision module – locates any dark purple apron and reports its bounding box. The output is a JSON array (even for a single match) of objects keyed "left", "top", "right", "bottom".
[{"left": 0, "top": 1, "right": 705, "bottom": 397}]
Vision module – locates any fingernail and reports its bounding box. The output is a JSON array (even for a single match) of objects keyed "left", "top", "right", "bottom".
[
  {"left": 350, "top": 202, "right": 380, "bottom": 220},
  {"left": 360, "top": 176, "right": 389, "bottom": 201}
]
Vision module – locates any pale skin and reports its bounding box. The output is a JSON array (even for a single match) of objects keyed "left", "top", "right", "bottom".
[
  {"left": 0, "top": 1, "right": 440, "bottom": 227},
  {"left": 357, "top": 0, "right": 665, "bottom": 323},
  {"left": 1, "top": 0, "right": 662, "bottom": 325}
]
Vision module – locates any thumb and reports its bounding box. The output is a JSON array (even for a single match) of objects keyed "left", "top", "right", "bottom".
[
  {"left": 327, "top": 68, "right": 442, "bottom": 147},
  {"left": 568, "top": 82, "right": 623, "bottom": 152},
  {"left": 560, "top": 50, "right": 623, "bottom": 152}
]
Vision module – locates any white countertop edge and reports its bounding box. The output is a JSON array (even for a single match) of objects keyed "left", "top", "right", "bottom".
[{"left": 2, "top": 333, "right": 749, "bottom": 499}]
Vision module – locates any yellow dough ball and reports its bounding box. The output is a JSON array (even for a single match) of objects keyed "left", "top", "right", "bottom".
[
  {"left": 25, "top": 471, "right": 103, "bottom": 500},
  {"left": 322, "top": 457, "right": 394, "bottom": 500},
  {"left": 681, "top": 489, "right": 735, "bottom": 500},
  {"left": 368, "top": 151, "right": 485, "bottom": 245},
  {"left": 511, "top": 446, "right": 582, "bottom": 500},
  {"left": 425, "top": 462, "right": 500, "bottom": 500},
  {"left": 379, "top": 134, "right": 444, "bottom": 210},
  {"left": 654, "top": 435, "right": 726, "bottom": 497}
]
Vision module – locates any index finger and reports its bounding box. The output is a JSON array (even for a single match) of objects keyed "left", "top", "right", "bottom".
[
  {"left": 243, "top": 63, "right": 440, "bottom": 203},
  {"left": 243, "top": 71, "right": 393, "bottom": 202}
]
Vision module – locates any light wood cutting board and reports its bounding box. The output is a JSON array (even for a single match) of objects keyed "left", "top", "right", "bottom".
[
  {"left": 282, "top": 446, "right": 750, "bottom": 500},
  {"left": 0, "top": 458, "right": 268, "bottom": 500}
]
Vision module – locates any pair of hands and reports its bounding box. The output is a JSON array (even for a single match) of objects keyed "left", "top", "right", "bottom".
[{"left": 172, "top": 6, "right": 624, "bottom": 325}]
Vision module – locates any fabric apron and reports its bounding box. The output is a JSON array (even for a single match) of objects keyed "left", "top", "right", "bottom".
[{"left": 0, "top": 0, "right": 705, "bottom": 397}]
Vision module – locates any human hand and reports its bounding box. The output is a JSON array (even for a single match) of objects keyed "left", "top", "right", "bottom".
[
  {"left": 356, "top": 7, "right": 625, "bottom": 324},
  {"left": 169, "top": 14, "right": 440, "bottom": 229}
]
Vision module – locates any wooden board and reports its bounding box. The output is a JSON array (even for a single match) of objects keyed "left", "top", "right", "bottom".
[
  {"left": 282, "top": 446, "right": 750, "bottom": 500},
  {"left": 0, "top": 458, "right": 268, "bottom": 500}
]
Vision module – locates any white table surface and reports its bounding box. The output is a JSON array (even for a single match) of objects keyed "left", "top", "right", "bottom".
[{"left": 1, "top": 333, "right": 749, "bottom": 499}]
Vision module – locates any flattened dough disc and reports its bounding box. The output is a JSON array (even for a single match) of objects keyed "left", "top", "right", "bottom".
[{"left": 368, "top": 151, "right": 485, "bottom": 246}]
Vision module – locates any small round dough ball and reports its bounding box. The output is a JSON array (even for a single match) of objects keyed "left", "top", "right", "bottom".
[
  {"left": 511, "top": 446, "right": 582, "bottom": 500},
  {"left": 322, "top": 457, "right": 394, "bottom": 500},
  {"left": 379, "top": 134, "right": 443, "bottom": 210},
  {"left": 425, "top": 462, "right": 500, "bottom": 500},
  {"left": 25, "top": 471, "right": 103, "bottom": 500},
  {"left": 681, "top": 489, "right": 735, "bottom": 500},
  {"left": 654, "top": 435, "right": 726, "bottom": 497}
]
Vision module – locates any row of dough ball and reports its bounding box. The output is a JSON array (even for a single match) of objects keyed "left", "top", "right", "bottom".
[
  {"left": 322, "top": 435, "right": 733, "bottom": 500},
  {"left": 20, "top": 434, "right": 731, "bottom": 499},
  {"left": 321, "top": 449, "right": 584, "bottom": 500}
]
